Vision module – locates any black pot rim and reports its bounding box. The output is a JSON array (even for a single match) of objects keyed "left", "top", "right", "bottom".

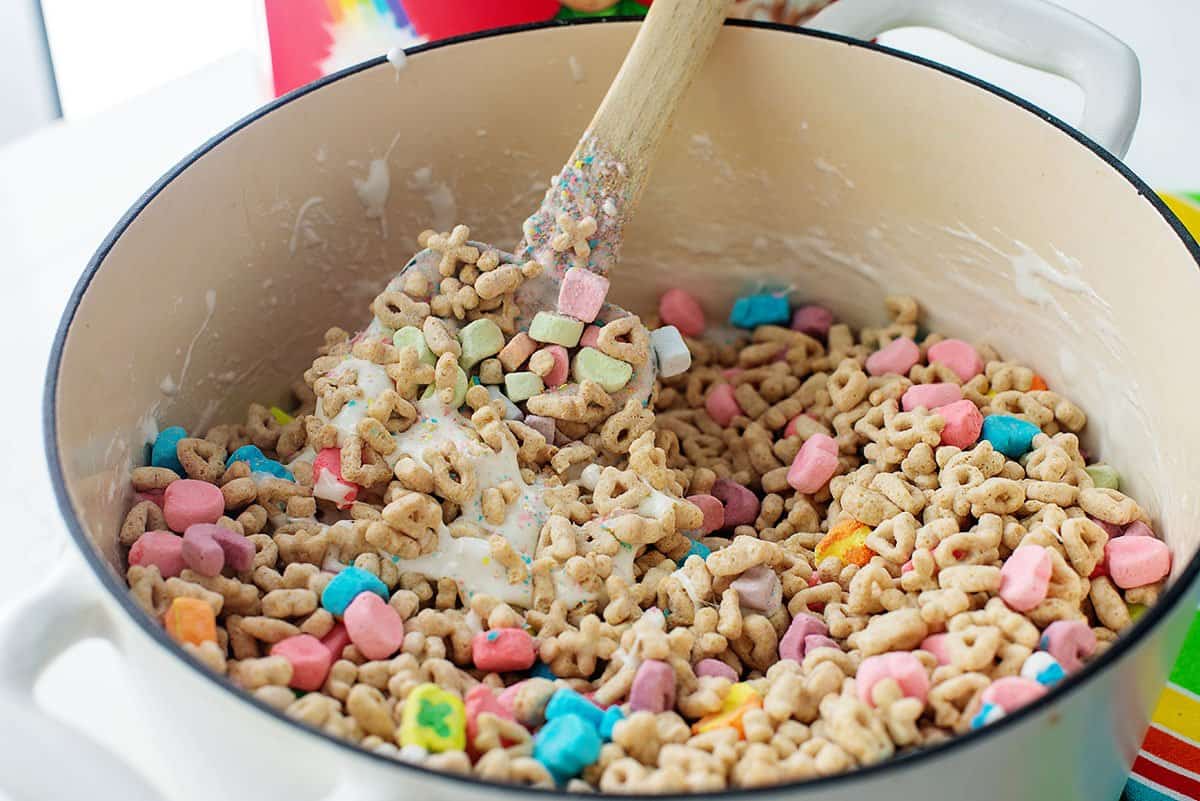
[{"left": 43, "top": 15, "right": 1200, "bottom": 799}]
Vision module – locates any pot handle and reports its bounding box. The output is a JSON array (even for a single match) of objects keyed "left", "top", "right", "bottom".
[
  {"left": 0, "top": 558, "right": 166, "bottom": 800},
  {"left": 806, "top": 0, "right": 1142, "bottom": 157}
]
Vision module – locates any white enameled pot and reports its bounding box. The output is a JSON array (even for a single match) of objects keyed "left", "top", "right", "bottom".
[{"left": 8, "top": 1, "right": 1200, "bottom": 799}]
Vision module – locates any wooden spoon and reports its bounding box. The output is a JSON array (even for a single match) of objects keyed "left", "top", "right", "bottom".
[{"left": 383, "top": 0, "right": 732, "bottom": 407}]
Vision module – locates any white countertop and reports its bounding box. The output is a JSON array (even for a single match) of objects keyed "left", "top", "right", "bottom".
[{"left": 1, "top": 7, "right": 1196, "bottom": 798}]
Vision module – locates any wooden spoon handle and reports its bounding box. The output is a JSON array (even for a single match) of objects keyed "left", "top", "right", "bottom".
[
  {"left": 518, "top": 0, "right": 731, "bottom": 276},
  {"left": 580, "top": 0, "right": 732, "bottom": 207}
]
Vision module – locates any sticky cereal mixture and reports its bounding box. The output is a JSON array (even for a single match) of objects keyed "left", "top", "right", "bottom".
[{"left": 122, "top": 223, "right": 1172, "bottom": 793}]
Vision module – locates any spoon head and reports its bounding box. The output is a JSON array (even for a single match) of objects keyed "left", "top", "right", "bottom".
[{"left": 386, "top": 243, "right": 657, "bottom": 412}]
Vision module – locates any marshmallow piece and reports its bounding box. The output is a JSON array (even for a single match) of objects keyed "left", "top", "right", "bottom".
[
  {"left": 523, "top": 414, "right": 556, "bottom": 443},
  {"left": 458, "top": 318, "right": 505, "bottom": 370},
  {"left": 472, "top": 627, "right": 536, "bottom": 672},
  {"left": 164, "top": 596, "right": 217, "bottom": 646},
  {"left": 980, "top": 676, "right": 1046, "bottom": 713},
  {"left": 730, "top": 293, "right": 790, "bottom": 329},
  {"left": 779, "top": 613, "right": 828, "bottom": 662},
  {"left": 320, "top": 566, "right": 389, "bottom": 617},
  {"left": 790, "top": 304, "right": 833, "bottom": 338},
  {"left": 695, "top": 658, "right": 738, "bottom": 681},
  {"left": 344, "top": 592, "right": 405, "bottom": 660},
  {"left": 163, "top": 479, "right": 225, "bottom": 532},
  {"left": 486, "top": 386, "right": 523, "bottom": 420},
  {"left": 856, "top": 651, "right": 930, "bottom": 707},
  {"left": 866, "top": 337, "right": 920, "bottom": 377},
  {"left": 498, "top": 331, "right": 538, "bottom": 371},
  {"left": 629, "top": 660, "right": 676, "bottom": 713},
  {"left": 1105, "top": 535, "right": 1171, "bottom": 588},
  {"left": 129, "top": 530, "right": 186, "bottom": 578},
  {"left": 999, "top": 545, "right": 1052, "bottom": 612},
  {"left": 730, "top": 565, "right": 782, "bottom": 613},
  {"left": 504, "top": 371, "right": 545, "bottom": 403},
  {"left": 557, "top": 267, "right": 610, "bottom": 323},
  {"left": 710, "top": 478, "right": 759, "bottom": 527},
  {"left": 151, "top": 425, "right": 187, "bottom": 475},
  {"left": 571, "top": 347, "right": 632, "bottom": 393},
  {"left": 579, "top": 324, "right": 602, "bottom": 349},
  {"left": 685, "top": 494, "right": 724, "bottom": 534},
  {"left": 270, "top": 634, "right": 333, "bottom": 691},
  {"left": 649, "top": 326, "right": 692, "bottom": 378},
  {"left": 534, "top": 345, "right": 570, "bottom": 388},
  {"left": 313, "top": 447, "right": 358, "bottom": 509},
  {"left": 658, "top": 288, "right": 705, "bottom": 337},
  {"left": 902, "top": 382, "right": 962, "bottom": 411},
  {"left": 981, "top": 414, "right": 1041, "bottom": 459},
  {"left": 1085, "top": 464, "right": 1121, "bottom": 490},
  {"left": 937, "top": 399, "right": 983, "bottom": 448},
  {"left": 927, "top": 338, "right": 984, "bottom": 381},
  {"left": 705, "top": 383, "right": 743, "bottom": 427},
  {"left": 394, "top": 326, "right": 437, "bottom": 366},
  {"left": 787, "top": 433, "right": 839, "bottom": 493},
  {"left": 1040, "top": 620, "right": 1096, "bottom": 673},
  {"left": 529, "top": 311, "right": 584, "bottom": 347}
]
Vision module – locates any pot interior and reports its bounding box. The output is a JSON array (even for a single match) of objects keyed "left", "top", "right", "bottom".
[{"left": 52, "top": 22, "right": 1200, "bottom": 612}]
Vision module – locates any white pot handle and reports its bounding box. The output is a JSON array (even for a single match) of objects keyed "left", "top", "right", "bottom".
[
  {"left": 0, "top": 558, "right": 166, "bottom": 800},
  {"left": 806, "top": 0, "right": 1142, "bottom": 157}
]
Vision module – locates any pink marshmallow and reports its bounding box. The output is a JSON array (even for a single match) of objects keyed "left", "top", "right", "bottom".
[
  {"left": 902, "top": 383, "right": 963, "bottom": 412},
  {"left": 523, "top": 415, "right": 556, "bottom": 443},
  {"left": 579, "top": 325, "right": 602, "bottom": 349},
  {"left": 784, "top": 413, "right": 819, "bottom": 438},
  {"left": 866, "top": 337, "right": 920, "bottom": 377},
  {"left": 270, "top": 634, "right": 334, "bottom": 691},
  {"left": 705, "top": 383, "right": 743, "bottom": 427},
  {"left": 163, "top": 479, "right": 225, "bottom": 532},
  {"left": 927, "top": 339, "right": 984, "bottom": 381},
  {"left": 659, "top": 289, "right": 705, "bottom": 337},
  {"left": 721, "top": 368, "right": 744, "bottom": 381},
  {"left": 498, "top": 332, "right": 538, "bottom": 371},
  {"left": 134, "top": 489, "right": 165, "bottom": 508},
  {"left": 791, "top": 305, "right": 833, "bottom": 339},
  {"left": 313, "top": 447, "right": 358, "bottom": 509},
  {"left": 472, "top": 627, "right": 536, "bottom": 672},
  {"left": 804, "top": 634, "right": 839, "bottom": 653},
  {"left": 981, "top": 676, "right": 1046, "bottom": 713},
  {"left": 710, "top": 479, "right": 759, "bottom": 527},
  {"left": 629, "top": 659, "right": 676, "bottom": 713},
  {"left": 729, "top": 565, "right": 782, "bottom": 613},
  {"left": 920, "top": 633, "right": 952, "bottom": 665},
  {"left": 535, "top": 345, "right": 570, "bottom": 388},
  {"left": 999, "top": 545, "right": 1052, "bottom": 612},
  {"left": 1090, "top": 516, "right": 1124, "bottom": 539},
  {"left": 694, "top": 659, "right": 738, "bottom": 681},
  {"left": 1041, "top": 620, "right": 1096, "bottom": 673},
  {"left": 1123, "top": 521, "right": 1155, "bottom": 538},
  {"left": 557, "top": 267, "right": 609, "bottom": 323},
  {"left": 787, "top": 433, "right": 840, "bottom": 494},
  {"left": 181, "top": 523, "right": 255, "bottom": 577},
  {"left": 937, "top": 399, "right": 983, "bottom": 448},
  {"left": 465, "top": 684, "right": 514, "bottom": 745},
  {"left": 685, "top": 494, "right": 725, "bottom": 534},
  {"left": 321, "top": 621, "right": 351, "bottom": 660},
  {"left": 344, "top": 592, "right": 405, "bottom": 660},
  {"left": 1105, "top": 535, "right": 1171, "bottom": 589},
  {"left": 779, "top": 613, "right": 829, "bottom": 662},
  {"left": 129, "top": 530, "right": 185, "bottom": 578},
  {"left": 856, "top": 651, "right": 930, "bottom": 707}
]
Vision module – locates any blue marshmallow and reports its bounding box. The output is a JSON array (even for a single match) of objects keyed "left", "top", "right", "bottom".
[
  {"left": 599, "top": 705, "right": 625, "bottom": 741},
  {"left": 969, "top": 701, "right": 1005, "bottom": 730},
  {"left": 686, "top": 540, "right": 712, "bottom": 560},
  {"left": 545, "top": 688, "right": 604, "bottom": 731},
  {"left": 227, "top": 444, "right": 294, "bottom": 481},
  {"left": 534, "top": 714, "right": 603, "bottom": 784},
  {"left": 980, "top": 415, "right": 1041, "bottom": 459},
  {"left": 729, "top": 294, "right": 790, "bottom": 329},
  {"left": 320, "top": 566, "right": 390, "bottom": 617},
  {"left": 151, "top": 426, "right": 187, "bottom": 475}
]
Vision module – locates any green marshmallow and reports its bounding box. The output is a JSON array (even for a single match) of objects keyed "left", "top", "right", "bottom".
[
  {"left": 504, "top": 371, "right": 545, "bottom": 403},
  {"left": 1085, "top": 464, "right": 1120, "bottom": 490},
  {"left": 421, "top": 364, "right": 469, "bottom": 408},
  {"left": 572, "top": 347, "right": 633, "bottom": 393},
  {"left": 529, "top": 311, "right": 584, "bottom": 348},
  {"left": 394, "top": 326, "right": 436, "bottom": 366},
  {"left": 458, "top": 318, "right": 505, "bottom": 370}
]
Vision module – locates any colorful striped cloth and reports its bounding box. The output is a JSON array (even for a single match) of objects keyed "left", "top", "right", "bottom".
[
  {"left": 1126, "top": 605, "right": 1200, "bottom": 800},
  {"left": 1126, "top": 192, "right": 1200, "bottom": 801}
]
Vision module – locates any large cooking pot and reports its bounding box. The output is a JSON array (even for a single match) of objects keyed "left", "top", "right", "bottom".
[{"left": 9, "top": 0, "right": 1200, "bottom": 799}]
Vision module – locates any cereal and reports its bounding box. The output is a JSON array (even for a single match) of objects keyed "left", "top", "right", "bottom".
[{"left": 118, "top": 247, "right": 1172, "bottom": 793}]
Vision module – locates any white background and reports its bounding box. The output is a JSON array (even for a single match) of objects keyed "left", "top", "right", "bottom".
[{"left": 0, "top": 2, "right": 1198, "bottom": 799}]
